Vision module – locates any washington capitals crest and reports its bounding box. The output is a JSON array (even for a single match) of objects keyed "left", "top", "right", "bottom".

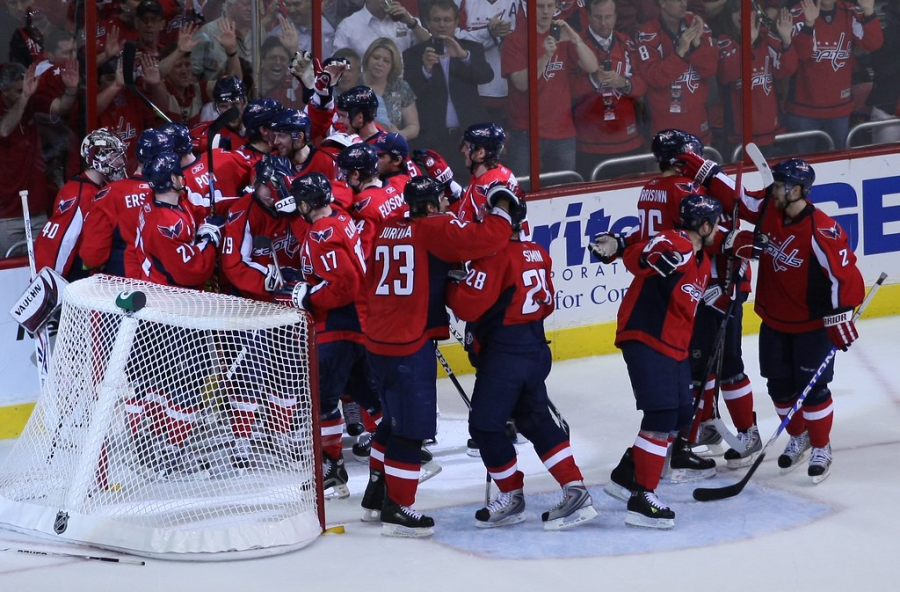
[
  {"left": 157, "top": 219, "right": 184, "bottom": 239},
  {"left": 310, "top": 227, "right": 334, "bottom": 243},
  {"left": 818, "top": 223, "right": 842, "bottom": 240},
  {"left": 57, "top": 196, "right": 77, "bottom": 214}
]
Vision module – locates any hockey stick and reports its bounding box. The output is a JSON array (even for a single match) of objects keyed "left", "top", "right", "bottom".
[
  {"left": 20, "top": 191, "right": 51, "bottom": 393},
  {"left": 121, "top": 42, "right": 172, "bottom": 123},
  {"left": 1, "top": 548, "right": 145, "bottom": 566},
  {"left": 693, "top": 272, "right": 887, "bottom": 502},
  {"left": 253, "top": 235, "right": 285, "bottom": 287},
  {"left": 746, "top": 142, "right": 774, "bottom": 187}
]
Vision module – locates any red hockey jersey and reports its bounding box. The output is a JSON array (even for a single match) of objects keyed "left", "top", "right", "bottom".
[
  {"left": 365, "top": 210, "right": 513, "bottom": 356},
  {"left": 572, "top": 30, "right": 647, "bottom": 154},
  {"left": 134, "top": 197, "right": 216, "bottom": 288},
  {"left": 744, "top": 197, "right": 864, "bottom": 332},
  {"left": 350, "top": 182, "right": 408, "bottom": 258},
  {"left": 625, "top": 174, "right": 704, "bottom": 247},
  {"left": 301, "top": 210, "right": 368, "bottom": 344},
  {"left": 447, "top": 239, "right": 554, "bottom": 351},
  {"left": 79, "top": 176, "right": 152, "bottom": 277},
  {"left": 220, "top": 192, "right": 301, "bottom": 302},
  {"left": 718, "top": 31, "right": 798, "bottom": 145},
  {"left": 616, "top": 230, "right": 711, "bottom": 360},
  {"left": 786, "top": 2, "right": 883, "bottom": 118},
  {"left": 34, "top": 176, "right": 103, "bottom": 278},
  {"left": 634, "top": 14, "right": 718, "bottom": 142},
  {"left": 455, "top": 164, "right": 522, "bottom": 225}
]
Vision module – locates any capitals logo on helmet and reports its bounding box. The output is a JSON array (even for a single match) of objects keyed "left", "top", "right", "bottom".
[
  {"left": 772, "top": 158, "right": 815, "bottom": 195},
  {"left": 337, "top": 144, "right": 378, "bottom": 178},
  {"left": 142, "top": 152, "right": 183, "bottom": 192},
  {"left": 213, "top": 76, "right": 247, "bottom": 103},
  {"left": 253, "top": 154, "right": 294, "bottom": 212},
  {"left": 336, "top": 86, "right": 379, "bottom": 123},
  {"left": 242, "top": 98, "right": 284, "bottom": 137},
  {"left": 291, "top": 173, "right": 334, "bottom": 213},
  {"left": 268, "top": 109, "right": 311, "bottom": 143},
  {"left": 651, "top": 129, "right": 704, "bottom": 164},
  {"left": 463, "top": 123, "right": 505, "bottom": 161},
  {"left": 80, "top": 128, "right": 127, "bottom": 180},
  {"left": 678, "top": 193, "right": 722, "bottom": 231},
  {"left": 136, "top": 129, "right": 175, "bottom": 164},
  {"left": 404, "top": 176, "right": 444, "bottom": 216},
  {"left": 159, "top": 122, "right": 192, "bottom": 156}
]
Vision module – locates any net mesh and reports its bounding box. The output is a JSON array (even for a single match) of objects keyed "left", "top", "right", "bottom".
[{"left": 0, "top": 275, "right": 321, "bottom": 559}]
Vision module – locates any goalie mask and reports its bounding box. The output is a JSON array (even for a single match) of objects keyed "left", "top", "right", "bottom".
[{"left": 81, "top": 128, "right": 127, "bottom": 181}]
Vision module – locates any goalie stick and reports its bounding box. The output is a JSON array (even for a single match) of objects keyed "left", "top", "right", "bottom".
[
  {"left": 121, "top": 42, "right": 172, "bottom": 123},
  {"left": 2, "top": 548, "right": 146, "bottom": 566},
  {"left": 693, "top": 272, "right": 887, "bottom": 502}
]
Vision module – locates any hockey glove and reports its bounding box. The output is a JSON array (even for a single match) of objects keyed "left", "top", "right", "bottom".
[
  {"left": 675, "top": 152, "right": 721, "bottom": 187},
  {"left": 722, "top": 228, "right": 767, "bottom": 260},
  {"left": 274, "top": 193, "right": 297, "bottom": 215},
  {"left": 196, "top": 215, "right": 226, "bottom": 249},
  {"left": 413, "top": 149, "right": 454, "bottom": 186},
  {"left": 290, "top": 51, "right": 315, "bottom": 89},
  {"left": 640, "top": 235, "right": 684, "bottom": 277},
  {"left": 264, "top": 264, "right": 284, "bottom": 292},
  {"left": 275, "top": 281, "right": 313, "bottom": 311},
  {"left": 824, "top": 309, "right": 858, "bottom": 351},
  {"left": 588, "top": 232, "right": 626, "bottom": 264},
  {"left": 701, "top": 284, "right": 731, "bottom": 315}
]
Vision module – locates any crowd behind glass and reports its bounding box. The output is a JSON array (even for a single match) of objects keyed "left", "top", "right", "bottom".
[{"left": 0, "top": 0, "right": 897, "bottom": 258}]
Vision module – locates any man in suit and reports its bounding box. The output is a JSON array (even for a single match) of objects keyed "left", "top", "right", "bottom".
[{"left": 403, "top": 0, "right": 493, "bottom": 179}]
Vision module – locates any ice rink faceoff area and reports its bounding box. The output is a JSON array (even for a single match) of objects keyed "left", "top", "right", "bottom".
[{"left": 0, "top": 315, "right": 898, "bottom": 590}]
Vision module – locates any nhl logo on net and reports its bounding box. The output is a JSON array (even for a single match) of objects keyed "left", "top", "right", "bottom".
[{"left": 53, "top": 511, "right": 69, "bottom": 534}]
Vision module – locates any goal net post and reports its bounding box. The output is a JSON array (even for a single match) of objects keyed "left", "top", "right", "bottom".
[{"left": 0, "top": 275, "right": 323, "bottom": 560}]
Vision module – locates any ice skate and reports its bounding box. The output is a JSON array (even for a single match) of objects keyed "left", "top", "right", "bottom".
[
  {"left": 666, "top": 436, "right": 716, "bottom": 482},
  {"left": 603, "top": 447, "right": 636, "bottom": 503},
  {"left": 342, "top": 401, "right": 364, "bottom": 437},
  {"left": 541, "top": 482, "right": 598, "bottom": 530},
  {"left": 380, "top": 497, "right": 435, "bottom": 538},
  {"left": 323, "top": 452, "right": 350, "bottom": 499},
  {"left": 724, "top": 423, "right": 762, "bottom": 469},
  {"left": 691, "top": 420, "right": 726, "bottom": 457},
  {"left": 625, "top": 489, "right": 675, "bottom": 529},
  {"left": 466, "top": 438, "right": 480, "bottom": 458},
  {"left": 475, "top": 489, "right": 525, "bottom": 528},
  {"left": 808, "top": 443, "right": 833, "bottom": 484},
  {"left": 361, "top": 469, "right": 385, "bottom": 522},
  {"left": 778, "top": 431, "right": 811, "bottom": 474}
]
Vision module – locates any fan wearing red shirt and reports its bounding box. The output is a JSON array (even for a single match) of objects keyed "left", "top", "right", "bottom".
[
  {"left": 500, "top": 0, "right": 598, "bottom": 176},
  {"left": 447, "top": 186, "right": 598, "bottom": 532},
  {"left": 35, "top": 129, "right": 126, "bottom": 280},
  {"left": 275, "top": 173, "right": 381, "bottom": 501},
  {"left": 361, "top": 176, "right": 517, "bottom": 538}
]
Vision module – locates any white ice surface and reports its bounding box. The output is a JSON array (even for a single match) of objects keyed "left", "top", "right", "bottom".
[{"left": 1, "top": 315, "right": 898, "bottom": 591}]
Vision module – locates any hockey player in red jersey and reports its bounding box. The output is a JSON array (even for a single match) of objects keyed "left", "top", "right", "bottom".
[
  {"left": 784, "top": 0, "right": 882, "bottom": 150},
  {"left": 134, "top": 152, "right": 221, "bottom": 288},
  {"left": 447, "top": 186, "right": 598, "bottom": 531},
  {"left": 189, "top": 76, "right": 247, "bottom": 154},
  {"left": 335, "top": 85, "right": 385, "bottom": 143},
  {"left": 612, "top": 194, "right": 722, "bottom": 529},
  {"left": 35, "top": 129, "right": 126, "bottom": 280},
  {"left": 743, "top": 158, "right": 864, "bottom": 483},
  {"left": 374, "top": 132, "right": 419, "bottom": 193},
  {"left": 634, "top": 0, "right": 718, "bottom": 142},
  {"left": 274, "top": 173, "right": 381, "bottom": 500},
  {"left": 80, "top": 128, "right": 175, "bottom": 277},
  {"left": 456, "top": 123, "right": 523, "bottom": 225},
  {"left": 268, "top": 108, "right": 339, "bottom": 178},
  {"left": 337, "top": 143, "right": 407, "bottom": 257},
  {"left": 362, "top": 176, "right": 518, "bottom": 538}
]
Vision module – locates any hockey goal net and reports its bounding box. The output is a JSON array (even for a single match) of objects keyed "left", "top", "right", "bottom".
[{"left": 0, "top": 275, "right": 323, "bottom": 560}]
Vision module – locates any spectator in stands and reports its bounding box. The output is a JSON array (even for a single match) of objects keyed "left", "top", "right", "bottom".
[
  {"left": 634, "top": 0, "right": 717, "bottom": 144},
  {"left": 133, "top": 0, "right": 167, "bottom": 56},
  {"left": 616, "top": 0, "right": 706, "bottom": 37},
  {"left": 7, "top": 3, "right": 49, "bottom": 67},
  {"left": 269, "top": 0, "right": 335, "bottom": 60},
  {"left": 332, "top": 47, "right": 362, "bottom": 95},
  {"left": 153, "top": 43, "right": 210, "bottom": 125},
  {"left": 783, "top": 0, "right": 882, "bottom": 151},
  {"left": 572, "top": 0, "right": 648, "bottom": 181},
  {"left": 403, "top": 0, "right": 493, "bottom": 178},
  {"left": 332, "top": 0, "right": 430, "bottom": 59},
  {"left": 96, "top": 56, "right": 159, "bottom": 171},
  {"left": 455, "top": 0, "right": 519, "bottom": 126},
  {"left": 501, "top": 0, "right": 598, "bottom": 177},
  {"left": 192, "top": 0, "right": 254, "bottom": 81},
  {"left": 362, "top": 37, "right": 419, "bottom": 141},
  {"left": 717, "top": 1, "right": 796, "bottom": 157},
  {"left": 258, "top": 37, "right": 304, "bottom": 109},
  {"left": 866, "top": 0, "right": 900, "bottom": 145},
  {"left": 96, "top": 0, "right": 142, "bottom": 66},
  {"left": 0, "top": 63, "right": 50, "bottom": 258}
]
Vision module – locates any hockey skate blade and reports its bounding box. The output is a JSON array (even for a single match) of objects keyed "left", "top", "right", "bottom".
[
  {"left": 779, "top": 449, "right": 812, "bottom": 475},
  {"left": 474, "top": 512, "right": 526, "bottom": 529},
  {"left": 665, "top": 467, "right": 716, "bottom": 483},
  {"left": 543, "top": 505, "right": 599, "bottom": 531},
  {"left": 602, "top": 482, "right": 632, "bottom": 503},
  {"left": 418, "top": 460, "right": 442, "bottom": 483},
  {"left": 692, "top": 442, "right": 727, "bottom": 458},
  {"left": 381, "top": 523, "right": 434, "bottom": 538},
  {"left": 725, "top": 450, "right": 762, "bottom": 470},
  {"left": 810, "top": 467, "right": 831, "bottom": 485},
  {"left": 324, "top": 483, "right": 350, "bottom": 500},
  {"left": 625, "top": 511, "right": 674, "bottom": 530}
]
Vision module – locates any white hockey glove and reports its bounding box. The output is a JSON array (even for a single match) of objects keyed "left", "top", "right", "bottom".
[
  {"left": 196, "top": 215, "right": 225, "bottom": 249},
  {"left": 264, "top": 263, "right": 284, "bottom": 292},
  {"left": 274, "top": 281, "right": 312, "bottom": 311},
  {"left": 290, "top": 51, "right": 315, "bottom": 89},
  {"left": 588, "top": 232, "right": 626, "bottom": 264}
]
